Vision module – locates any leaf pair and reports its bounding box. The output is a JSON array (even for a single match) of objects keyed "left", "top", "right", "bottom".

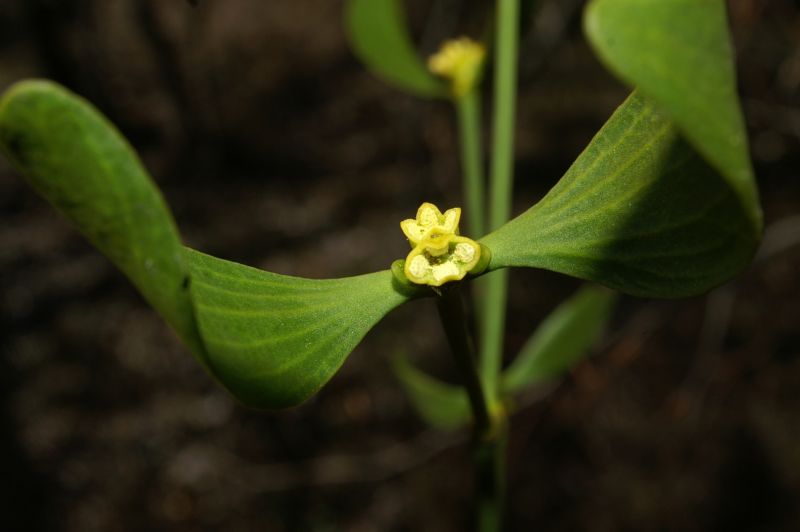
[{"left": 0, "top": 0, "right": 761, "bottom": 411}]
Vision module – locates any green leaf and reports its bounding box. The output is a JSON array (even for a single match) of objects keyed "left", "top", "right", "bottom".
[
  {"left": 345, "top": 0, "right": 445, "bottom": 98},
  {"left": 187, "top": 249, "right": 410, "bottom": 409},
  {"left": 391, "top": 353, "right": 470, "bottom": 430},
  {"left": 0, "top": 80, "right": 413, "bottom": 409},
  {"left": 502, "top": 285, "right": 616, "bottom": 395},
  {"left": 481, "top": 0, "right": 761, "bottom": 298},
  {"left": 584, "top": 0, "right": 759, "bottom": 210},
  {"left": 481, "top": 92, "right": 760, "bottom": 297},
  {"left": 0, "top": 80, "right": 204, "bottom": 356}
]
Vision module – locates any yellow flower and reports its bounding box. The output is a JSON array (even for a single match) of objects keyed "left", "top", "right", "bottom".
[
  {"left": 400, "top": 202, "right": 461, "bottom": 245},
  {"left": 400, "top": 202, "right": 481, "bottom": 287},
  {"left": 428, "top": 37, "right": 486, "bottom": 99}
]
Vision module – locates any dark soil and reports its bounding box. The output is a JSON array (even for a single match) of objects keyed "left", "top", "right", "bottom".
[{"left": 1, "top": 1, "right": 799, "bottom": 531}]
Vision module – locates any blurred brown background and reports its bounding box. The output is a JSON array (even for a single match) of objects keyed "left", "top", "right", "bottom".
[{"left": 1, "top": 0, "right": 799, "bottom": 530}]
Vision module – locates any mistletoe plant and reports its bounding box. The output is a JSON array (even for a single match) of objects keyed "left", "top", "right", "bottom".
[{"left": 0, "top": 0, "right": 761, "bottom": 529}]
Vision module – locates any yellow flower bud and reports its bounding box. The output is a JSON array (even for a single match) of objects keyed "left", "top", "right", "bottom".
[{"left": 428, "top": 37, "right": 486, "bottom": 99}]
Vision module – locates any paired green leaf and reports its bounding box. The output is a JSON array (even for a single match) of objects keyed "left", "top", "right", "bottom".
[
  {"left": 0, "top": 0, "right": 764, "bottom": 415},
  {"left": 345, "top": 0, "right": 445, "bottom": 98},
  {"left": 187, "top": 250, "right": 409, "bottom": 408},
  {"left": 0, "top": 80, "right": 205, "bottom": 356},
  {"left": 502, "top": 285, "right": 616, "bottom": 394},
  {"left": 482, "top": 92, "right": 758, "bottom": 297},
  {"left": 481, "top": 0, "right": 761, "bottom": 298},
  {"left": 0, "top": 80, "right": 412, "bottom": 409},
  {"left": 391, "top": 354, "right": 470, "bottom": 430}
]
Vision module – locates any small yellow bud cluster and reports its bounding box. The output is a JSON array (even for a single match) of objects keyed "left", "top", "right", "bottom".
[
  {"left": 428, "top": 37, "right": 486, "bottom": 99},
  {"left": 400, "top": 203, "right": 481, "bottom": 286}
]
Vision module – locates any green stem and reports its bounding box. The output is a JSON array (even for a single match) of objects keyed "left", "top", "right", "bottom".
[
  {"left": 479, "top": 269, "right": 508, "bottom": 401},
  {"left": 489, "top": 0, "right": 519, "bottom": 232},
  {"left": 475, "top": 3, "right": 519, "bottom": 528},
  {"left": 481, "top": 0, "right": 519, "bottom": 402},
  {"left": 456, "top": 89, "right": 486, "bottom": 238},
  {"left": 475, "top": 428, "right": 508, "bottom": 532},
  {"left": 436, "top": 285, "right": 492, "bottom": 439},
  {"left": 436, "top": 285, "right": 505, "bottom": 532}
]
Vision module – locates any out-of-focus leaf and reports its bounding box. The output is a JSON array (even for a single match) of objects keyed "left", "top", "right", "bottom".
[
  {"left": 502, "top": 285, "right": 616, "bottom": 394},
  {"left": 584, "top": 0, "right": 759, "bottom": 209},
  {"left": 391, "top": 354, "right": 470, "bottom": 430},
  {"left": 0, "top": 80, "right": 413, "bottom": 409},
  {"left": 345, "top": 0, "right": 445, "bottom": 98}
]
